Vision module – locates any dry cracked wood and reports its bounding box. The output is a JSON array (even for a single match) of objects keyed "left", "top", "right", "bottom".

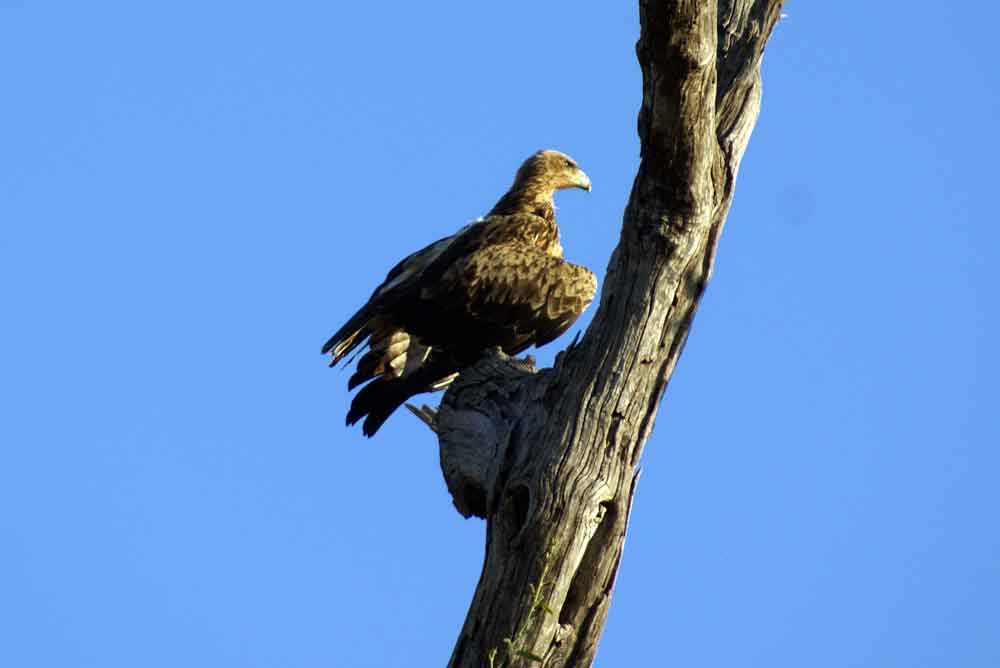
[{"left": 418, "top": 2, "right": 786, "bottom": 666}]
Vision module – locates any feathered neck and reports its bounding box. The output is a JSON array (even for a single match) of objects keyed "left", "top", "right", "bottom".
[{"left": 487, "top": 183, "right": 556, "bottom": 221}]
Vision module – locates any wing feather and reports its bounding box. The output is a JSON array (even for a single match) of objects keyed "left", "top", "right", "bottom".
[
  {"left": 431, "top": 242, "right": 597, "bottom": 351},
  {"left": 321, "top": 222, "right": 485, "bottom": 363}
]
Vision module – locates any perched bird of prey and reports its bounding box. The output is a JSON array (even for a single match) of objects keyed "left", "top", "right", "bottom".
[{"left": 322, "top": 149, "right": 597, "bottom": 436}]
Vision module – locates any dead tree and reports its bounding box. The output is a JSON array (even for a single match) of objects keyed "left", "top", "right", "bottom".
[{"left": 411, "top": 2, "right": 785, "bottom": 665}]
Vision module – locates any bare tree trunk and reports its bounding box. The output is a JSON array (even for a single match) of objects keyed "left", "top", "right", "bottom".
[{"left": 418, "top": 2, "right": 785, "bottom": 666}]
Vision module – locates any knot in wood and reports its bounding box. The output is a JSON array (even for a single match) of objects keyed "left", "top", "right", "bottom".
[{"left": 433, "top": 348, "right": 545, "bottom": 518}]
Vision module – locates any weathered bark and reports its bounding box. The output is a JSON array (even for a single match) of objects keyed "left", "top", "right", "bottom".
[{"left": 423, "top": 2, "right": 785, "bottom": 666}]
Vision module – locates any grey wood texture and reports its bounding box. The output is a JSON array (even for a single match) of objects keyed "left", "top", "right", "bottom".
[{"left": 418, "top": 3, "right": 786, "bottom": 666}]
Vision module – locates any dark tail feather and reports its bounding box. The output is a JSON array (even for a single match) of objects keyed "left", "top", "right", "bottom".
[
  {"left": 346, "top": 377, "right": 416, "bottom": 437},
  {"left": 346, "top": 361, "right": 458, "bottom": 437},
  {"left": 348, "top": 348, "right": 383, "bottom": 390}
]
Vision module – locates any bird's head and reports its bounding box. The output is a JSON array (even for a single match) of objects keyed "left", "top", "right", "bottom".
[{"left": 513, "top": 149, "right": 592, "bottom": 194}]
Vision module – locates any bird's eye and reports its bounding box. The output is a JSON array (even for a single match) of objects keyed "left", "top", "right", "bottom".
[{"left": 565, "top": 159, "right": 575, "bottom": 168}]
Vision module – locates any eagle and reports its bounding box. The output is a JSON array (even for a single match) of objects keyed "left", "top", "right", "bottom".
[{"left": 322, "top": 149, "right": 597, "bottom": 436}]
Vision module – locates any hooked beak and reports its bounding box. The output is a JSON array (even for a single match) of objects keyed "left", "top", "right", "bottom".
[{"left": 574, "top": 168, "right": 592, "bottom": 192}]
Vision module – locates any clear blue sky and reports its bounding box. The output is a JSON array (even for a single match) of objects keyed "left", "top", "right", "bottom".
[{"left": 2, "top": 2, "right": 997, "bottom": 667}]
